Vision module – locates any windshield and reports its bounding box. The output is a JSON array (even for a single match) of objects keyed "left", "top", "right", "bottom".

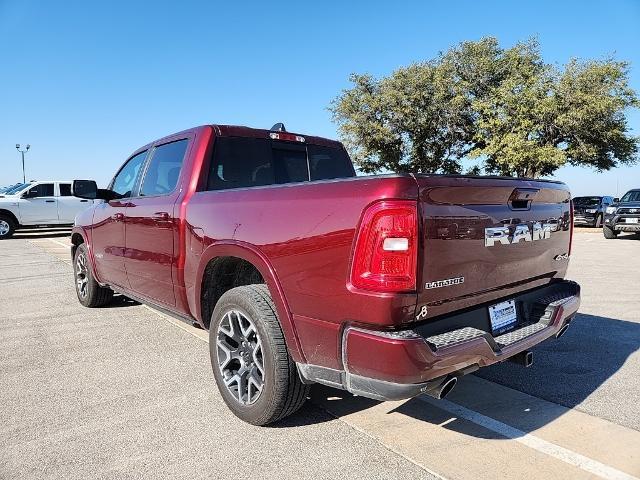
[
  {"left": 3, "top": 183, "right": 30, "bottom": 194},
  {"left": 573, "top": 196, "right": 601, "bottom": 206},
  {"left": 620, "top": 190, "right": 640, "bottom": 203}
]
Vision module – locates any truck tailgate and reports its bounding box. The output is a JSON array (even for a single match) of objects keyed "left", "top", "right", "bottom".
[{"left": 414, "top": 175, "right": 572, "bottom": 320}]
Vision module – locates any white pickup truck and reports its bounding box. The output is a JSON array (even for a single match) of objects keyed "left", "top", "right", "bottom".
[{"left": 0, "top": 181, "right": 94, "bottom": 239}]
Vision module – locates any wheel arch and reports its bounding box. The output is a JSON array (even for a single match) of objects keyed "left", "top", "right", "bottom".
[
  {"left": 196, "top": 241, "right": 305, "bottom": 363},
  {"left": 70, "top": 227, "right": 103, "bottom": 283},
  {"left": 0, "top": 209, "right": 19, "bottom": 226}
]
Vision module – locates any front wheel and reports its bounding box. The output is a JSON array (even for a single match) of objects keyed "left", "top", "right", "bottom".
[
  {"left": 209, "top": 284, "right": 309, "bottom": 425},
  {"left": 73, "top": 243, "right": 114, "bottom": 307},
  {"left": 603, "top": 225, "right": 618, "bottom": 239},
  {"left": 0, "top": 215, "right": 16, "bottom": 240}
]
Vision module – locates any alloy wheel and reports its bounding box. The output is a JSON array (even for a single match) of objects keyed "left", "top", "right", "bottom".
[
  {"left": 0, "top": 220, "right": 9, "bottom": 237},
  {"left": 216, "top": 310, "right": 265, "bottom": 405},
  {"left": 75, "top": 253, "right": 89, "bottom": 298}
]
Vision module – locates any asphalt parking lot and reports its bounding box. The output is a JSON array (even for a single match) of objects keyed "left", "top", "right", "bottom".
[{"left": 1, "top": 227, "right": 639, "bottom": 480}]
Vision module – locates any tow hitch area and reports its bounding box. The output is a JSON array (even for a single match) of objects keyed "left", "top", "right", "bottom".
[{"left": 507, "top": 350, "right": 533, "bottom": 367}]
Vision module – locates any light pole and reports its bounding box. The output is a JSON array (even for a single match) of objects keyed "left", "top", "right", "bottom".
[{"left": 15, "top": 144, "right": 30, "bottom": 183}]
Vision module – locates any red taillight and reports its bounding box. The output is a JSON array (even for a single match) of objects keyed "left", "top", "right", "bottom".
[
  {"left": 569, "top": 199, "right": 574, "bottom": 256},
  {"left": 350, "top": 200, "right": 418, "bottom": 293}
]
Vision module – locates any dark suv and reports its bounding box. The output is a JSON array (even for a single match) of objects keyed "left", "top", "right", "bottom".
[
  {"left": 573, "top": 196, "right": 615, "bottom": 228},
  {"left": 603, "top": 189, "right": 640, "bottom": 239}
]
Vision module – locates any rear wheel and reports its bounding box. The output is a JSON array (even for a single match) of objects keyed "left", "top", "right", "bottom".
[
  {"left": 209, "top": 284, "right": 309, "bottom": 425},
  {"left": 0, "top": 215, "right": 16, "bottom": 240},
  {"left": 603, "top": 225, "right": 618, "bottom": 239},
  {"left": 73, "top": 243, "right": 114, "bottom": 307}
]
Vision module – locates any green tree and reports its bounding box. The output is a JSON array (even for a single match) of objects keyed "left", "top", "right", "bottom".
[{"left": 330, "top": 37, "right": 639, "bottom": 178}]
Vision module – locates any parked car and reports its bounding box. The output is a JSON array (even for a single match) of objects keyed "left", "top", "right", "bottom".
[
  {"left": 572, "top": 196, "right": 615, "bottom": 228},
  {"left": 71, "top": 124, "right": 580, "bottom": 425},
  {"left": 0, "top": 183, "right": 30, "bottom": 196},
  {"left": 0, "top": 181, "right": 94, "bottom": 239},
  {"left": 603, "top": 189, "right": 640, "bottom": 239}
]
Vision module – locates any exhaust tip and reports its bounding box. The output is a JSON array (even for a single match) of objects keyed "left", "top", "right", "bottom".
[
  {"left": 439, "top": 376, "right": 457, "bottom": 399},
  {"left": 422, "top": 375, "right": 458, "bottom": 400},
  {"left": 556, "top": 324, "right": 570, "bottom": 339}
]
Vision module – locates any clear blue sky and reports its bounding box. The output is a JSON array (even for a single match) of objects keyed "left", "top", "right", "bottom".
[{"left": 1, "top": 0, "right": 639, "bottom": 196}]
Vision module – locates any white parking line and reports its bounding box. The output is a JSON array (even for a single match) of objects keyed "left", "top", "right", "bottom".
[{"left": 418, "top": 396, "right": 639, "bottom": 480}]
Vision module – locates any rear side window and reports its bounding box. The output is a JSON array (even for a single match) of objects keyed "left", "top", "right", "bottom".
[
  {"left": 59, "top": 184, "right": 72, "bottom": 196},
  {"left": 207, "top": 137, "right": 354, "bottom": 191},
  {"left": 308, "top": 144, "right": 354, "bottom": 181},
  {"left": 140, "top": 139, "right": 188, "bottom": 196},
  {"left": 208, "top": 137, "right": 273, "bottom": 190}
]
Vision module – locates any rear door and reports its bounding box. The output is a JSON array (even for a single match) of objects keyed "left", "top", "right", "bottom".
[
  {"left": 56, "top": 182, "right": 92, "bottom": 223},
  {"left": 414, "top": 176, "right": 572, "bottom": 320},
  {"left": 123, "top": 137, "right": 189, "bottom": 307},
  {"left": 19, "top": 183, "right": 58, "bottom": 224}
]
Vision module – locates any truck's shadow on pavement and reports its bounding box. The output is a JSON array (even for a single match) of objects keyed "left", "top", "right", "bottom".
[
  {"left": 282, "top": 313, "right": 639, "bottom": 437},
  {"left": 102, "top": 294, "right": 140, "bottom": 308}
]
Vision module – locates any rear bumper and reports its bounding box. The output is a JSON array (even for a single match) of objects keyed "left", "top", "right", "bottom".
[{"left": 298, "top": 280, "right": 580, "bottom": 401}]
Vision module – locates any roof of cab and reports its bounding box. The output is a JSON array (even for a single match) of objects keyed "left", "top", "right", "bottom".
[{"left": 212, "top": 124, "right": 343, "bottom": 149}]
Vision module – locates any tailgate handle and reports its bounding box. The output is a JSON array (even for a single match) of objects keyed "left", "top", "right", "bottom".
[{"left": 509, "top": 188, "right": 539, "bottom": 211}]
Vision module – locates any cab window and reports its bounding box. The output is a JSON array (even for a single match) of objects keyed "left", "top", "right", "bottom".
[
  {"left": 140, "top": 140, "right": 188, "bottom": 196},
  {"left": 24, "top": 183, "right": 54, "bottom": 198},
  {"left": 59, "top": 184, "right": 72, "bottom": 196},
  {"left": 111, "top": 151, "right": 148, "bottom": 198}
]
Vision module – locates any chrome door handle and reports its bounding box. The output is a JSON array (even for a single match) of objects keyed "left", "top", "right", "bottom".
[
  {"left": 152, "top": 212, "right": 170, "bottom": 221},
  {"left": 45, "top": 200, "right": 55, "bottom": 203},
  {"left": 111, "top": 213, "right": 124, "bottom": 221}
]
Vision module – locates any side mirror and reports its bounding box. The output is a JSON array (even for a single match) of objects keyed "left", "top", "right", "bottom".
[
  {"left": 73, "top": 180, "right": 119, "bottom": 201},
  {"left": 614, "top": 198, "right": 620, "bottom": 203},
  {"left": 73, "top": 180, "right": 99, "bottom": 199}
]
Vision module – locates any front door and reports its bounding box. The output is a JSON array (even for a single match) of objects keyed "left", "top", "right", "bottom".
[
  {"left": 57, "top": 182, "right": 93, "bottom": 223},
  {"left": 91, "top": 150, "right": 148, "bottom": 289},
  {"left": 124, "top": 138, "right": 189, "bottom": 307},
  {"left": 19, "top": 183, "right": 58, "bottom": 224}
]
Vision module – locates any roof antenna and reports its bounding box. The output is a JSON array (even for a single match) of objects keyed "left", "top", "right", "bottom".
[{"left": 270, "top": 123, "right": 286, "bottom": 132}]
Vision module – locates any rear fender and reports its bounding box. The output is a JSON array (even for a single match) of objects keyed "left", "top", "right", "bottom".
[{"left": 195, "top": 241, "right": 305, "bottom": 363}]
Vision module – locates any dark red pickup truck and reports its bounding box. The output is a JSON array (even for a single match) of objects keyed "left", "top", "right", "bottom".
[{"left": 71, "top": 124, "right": 580, "bottom": 425}]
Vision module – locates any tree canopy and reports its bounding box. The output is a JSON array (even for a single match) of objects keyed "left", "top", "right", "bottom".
[{"left": 330, "top": 37, "right": 639, "bottom": 178}]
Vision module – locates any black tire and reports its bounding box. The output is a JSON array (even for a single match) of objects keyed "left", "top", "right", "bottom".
[
  {"left": 595, "top": 214, "right": 602, "bottom": 228},
  {"left": 603, "top": 225, "right": 618, "bottom": 239},
  {"left": 0, "top": 215, "right": 17, "bottom": 240},
  {"left": 209, "top": 284, "right": 309, "bottom": 425},
  {"left": 73, "top": 243, "right": 113, "bottom": 307}
]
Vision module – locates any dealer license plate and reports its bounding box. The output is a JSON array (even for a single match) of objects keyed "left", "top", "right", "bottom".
[
  {"left": 627, "top": 217, "right": 638, "bottom": 224},
  {"left": 488, "top": 300, "right": 517, "bottom": 334}
]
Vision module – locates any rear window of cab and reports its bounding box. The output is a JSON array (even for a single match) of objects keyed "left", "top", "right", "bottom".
[{"left": 206, "top": 137, "right": 355, "bottom": 191}]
